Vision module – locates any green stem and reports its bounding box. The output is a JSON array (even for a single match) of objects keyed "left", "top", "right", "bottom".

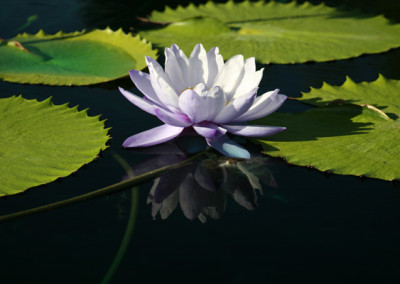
[
  {"left": 0, "top": 150, "right": 205, "bottom": 223},
  {"left": 101, "top": 187, "right": 138, "bottom": 284},
  {"left": 100, "top": 152, "right": 138, "bottom": 284}
]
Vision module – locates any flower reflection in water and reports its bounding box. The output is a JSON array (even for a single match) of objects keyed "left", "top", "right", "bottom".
[{"left": 131, "top": 137, "right": 280, "bottom": 222}]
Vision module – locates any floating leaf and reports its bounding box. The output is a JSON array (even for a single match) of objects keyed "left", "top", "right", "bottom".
[
  {"left": 140, "top": 0, "right": 400, "bottom": 63},
  {"left": 0, "top": 95, "right": 110, "bottom": 196},
  {"left": 0, "top": 28, "right": 157, "bottom": 85},
  {"left": 256, "top": 76, "right": 400, "bottom": 181},
  {"left": 300, "top": 74, "right": 400, "bottom": 119}
]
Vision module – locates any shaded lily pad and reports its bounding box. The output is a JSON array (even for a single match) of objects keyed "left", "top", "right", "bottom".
[
  {"left": 140, "top": 1, "right": 400, "bottom": 63},
  {"left": 0, "top": 95, "right": 110, "bottom": 196},
  {"left": 255, "top": 76, "right": 400, "bottom": 181},
  {"left": 0, "top": 28, "right": 157, "bottom": 85}
]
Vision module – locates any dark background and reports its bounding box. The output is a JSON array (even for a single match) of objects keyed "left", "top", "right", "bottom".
[{"left": 0, "top": 0, "right": 399, "bottom": 283}]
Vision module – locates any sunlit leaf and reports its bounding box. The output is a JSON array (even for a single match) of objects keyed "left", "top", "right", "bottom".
[
  {"left": 300, "top": 74, "right": 400, "bottom": 119},
  {"left": 140, "top": 0, "right": 400, "bottom": 63},
  {"left": 255, "top": 76, "right": 400, "bottom": 181},
  {"left": 0, "top": 95, "right": 110, "bottom": 196},
  {"left": 0, "top": 28, "right": 157, "bottom": 85}
]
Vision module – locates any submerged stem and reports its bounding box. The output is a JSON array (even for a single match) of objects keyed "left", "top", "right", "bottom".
[
  {"left": 101, "top": 153, "right": 138, "bottom": 284},
  {"left": 0, "top": 150, "right": 206, "bottom": 223},
  {"left": 101, "top": 188, "right": 138, "bottom": 284}
]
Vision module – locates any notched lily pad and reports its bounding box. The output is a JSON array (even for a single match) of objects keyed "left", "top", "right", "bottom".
[
  {"left": 0, "top": 95, "right": 110, "bottom": 196},
  {"left": 0, "top": 28, "right": 158, "bottom": 85},
  {"left": 255, "top": 76, "right": 400, "bottom": 181},
  {"left": 140, "top": 0, "right": 400, "bottom": 63},
  {"left": 300, "top": 74, "right": 400, "bottom": 119}
]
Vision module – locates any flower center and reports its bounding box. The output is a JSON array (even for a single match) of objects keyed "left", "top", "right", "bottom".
[{"left": 180, "top": 86, "right": 194, "bottom": 94}]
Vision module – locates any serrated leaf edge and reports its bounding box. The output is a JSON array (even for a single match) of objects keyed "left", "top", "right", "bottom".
[
  {"left": 4, "top": 28, "right": 158, "bottom": 86},
  {"left": 299, "top": 74, "right": 399, "bottom": 117},
  {"left": 0, "top": 95, "right": 110, "bottom": 196}
]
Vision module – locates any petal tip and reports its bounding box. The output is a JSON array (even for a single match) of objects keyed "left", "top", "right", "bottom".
[
  {"left": 171, "top": 43, "right": 180, "bottom": 50},
  {"left": 145, "top": 56, "right": 154, "bottom": 65},
  {"left": 210, "top": 46, "right": 219, "bottom": 53},
  {"left": 206, "top": 136, "right": 251, "bottom": 159},
  {"left": 274, "top": 126, "right": 287, "bottom": 134},
  {"left": 118, "top": 86, "right": 126, "bottom": 93},
  {"left": 129, "top": 69, "right": 139, "bottom": 76},
  {"left": 122, "top": 137, "right": 133, "bottom": 148},
  {"left": 278, "top": 94, "right": 288, "bottom": 102}
]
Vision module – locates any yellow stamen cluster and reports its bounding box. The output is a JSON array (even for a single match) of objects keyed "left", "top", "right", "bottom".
[{"left": 180, "top": 86, "right": 194, "bottom": 94}]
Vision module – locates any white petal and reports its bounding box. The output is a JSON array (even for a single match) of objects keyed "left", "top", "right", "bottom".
[
  {"left": 213, "top": 88, "right": 257, "bottom": 124},
  {"left": 188, "top": 43, "right": 208, "bottom": 86},
  {"left": 179, "top": 85, "right": 226, "bottom": 123},
  {"left": 178, "top": 89, "right": 202, "bottom": 123},
  {"left": 154, "top": 107, "right": 192, "bottom": 127},
  {"left": 232, "top": 58, "right": 263, "bottom": 99},
  {"left": 193, "top": 122, "right": 227, "bottom": 138},
  {"left": 232, "top": 89, "right": 287, "bottom": 122},
  {"left": 164, "top": 47, "right": 187, "bottom": 92},
  {"left": 203, "top": 86, "right": 227, "bottom": 121},
  {"left": 170, "top": 44, "right": 189, "bottom": 79},
  {"left": 222, "top": 124, "right": 286, "bottom": 137},
  {"left": 213, "top": 54, "right": 244, "bottom": 99},
  {"left": 206, "top": 47, "right": 224, "bottom": 88},
  {"left": 206, "top": 135, "right": 250, "bottom": 159},
  {"left": 191, "top": 84, "right": 226, "bottom": 121},
  {"left": 123, "top": 124, "right": 184, "bottom": 148},
  {"left": 146, "top": 56, "right": 179, "bottom": 110},
  {"left": 118, "top": 87, "right": 157, "bottom": 115},
  {"left": 129, "top": 70, "right": 162, "bottom": 105},
  {"left": 193, "top": 83, "right": 208, "bottom": 97}
]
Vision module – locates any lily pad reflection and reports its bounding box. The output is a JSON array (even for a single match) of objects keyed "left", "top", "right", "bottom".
[{"left": 131, "top": 139, "right": 279, "bottom": 222}]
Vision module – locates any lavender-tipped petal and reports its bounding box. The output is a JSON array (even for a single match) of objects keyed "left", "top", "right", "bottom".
[
  {"left": 123, "top": 124, "right": 184, "bottom": 148},
  {"left": 118, "top": 87, "right": 157, "bottom": 115}
]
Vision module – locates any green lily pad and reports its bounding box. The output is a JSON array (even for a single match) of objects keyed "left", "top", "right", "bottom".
[
  {"left": 0, "top": 95, "right": 110, "bottom": 196},
  {"left": 300, "top": 74, "right": 400, "bottom": 119},
  {"left": 255, "top": 76, "right": 400, "bottom": 181},
  {"left": 0, "top": 28, "right": 157, "bottom": 85},
  {"left": 140, "top": 1, "right": 400, "bottom": 63}
]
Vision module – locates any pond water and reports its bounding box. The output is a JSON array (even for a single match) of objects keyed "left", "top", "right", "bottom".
[{"left": 1, "top": 0, "right": 400, "bottom": 283}]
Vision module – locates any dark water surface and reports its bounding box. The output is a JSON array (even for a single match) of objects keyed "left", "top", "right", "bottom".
[{"left": 1, "top": 0, "right": 400, "bottom": 283}]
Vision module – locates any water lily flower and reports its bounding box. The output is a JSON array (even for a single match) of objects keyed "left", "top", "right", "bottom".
[{"left": 119, "top": 44, "right": 287, "bottom": 158}]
